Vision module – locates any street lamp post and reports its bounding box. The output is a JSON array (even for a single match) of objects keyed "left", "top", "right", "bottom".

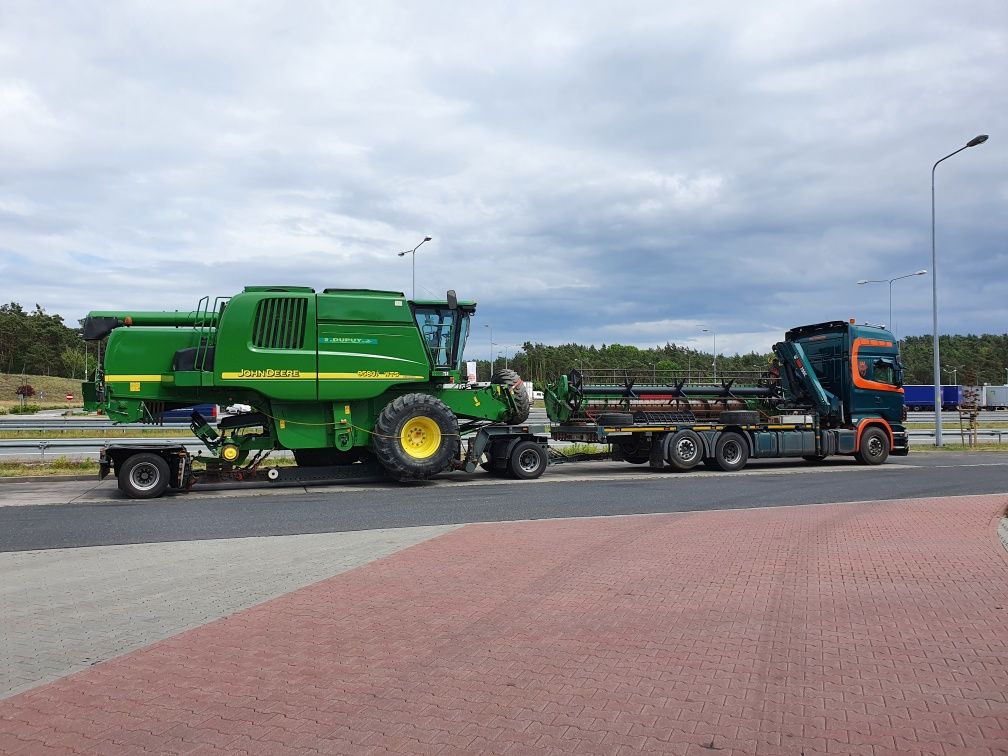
[
  {"left": 856, "top": 270, "right": 927, "bottom": 336},
  {"left": 944, "top": 365, "right": 964, "bottom": 386},
  {"left": 931, "top": 134, "right": 988, "bottom": 447},
  {"left": 396, "top": 236, "right": 432, "bottom": 301},
  {"left": 701, "top": 328, "right": 717, "bottom": 381}
]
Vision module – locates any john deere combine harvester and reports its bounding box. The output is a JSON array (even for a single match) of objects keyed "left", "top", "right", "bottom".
[{"left": 83, "top": 287, "right": 546, "bottom": 497}]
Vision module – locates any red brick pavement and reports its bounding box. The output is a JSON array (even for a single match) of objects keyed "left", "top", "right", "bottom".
[{"left": 2, "top": 494, "right": 1007, "bottom": 755}]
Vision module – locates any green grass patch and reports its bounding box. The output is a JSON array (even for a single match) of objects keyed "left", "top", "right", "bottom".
[
  {"left": 0, "top": 458, "right": 98, "bottom": 477},
  {"left": 910, "top": 443, "right": 1007, "bottom": 452},
  {"left": 0, "top": 373, "right": 83, "bottom": 410}
]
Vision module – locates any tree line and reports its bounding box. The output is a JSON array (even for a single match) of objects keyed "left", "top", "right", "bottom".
[
  {"left": 0, "top": 303, "right": 89, "bottom": 379},
  {"left": 476, "top": 335, "right": 1008, "bottom": 387},
  {"left": 3, "top": 302, "right": 1007, "bottom": 387}
]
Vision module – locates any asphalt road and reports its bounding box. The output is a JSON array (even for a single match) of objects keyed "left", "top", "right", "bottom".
[{"left": 2, "top": 451, "right": 1007, "bottom": 553}]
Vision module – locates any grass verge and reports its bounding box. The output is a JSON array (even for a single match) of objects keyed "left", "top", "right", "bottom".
[{"left": 0, "top": 458, "right": 98, "bottom": 477}]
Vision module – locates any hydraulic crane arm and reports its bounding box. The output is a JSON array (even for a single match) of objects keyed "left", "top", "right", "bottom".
[{"left": 772, "top": 340, "right": 842, "bottom": 423}]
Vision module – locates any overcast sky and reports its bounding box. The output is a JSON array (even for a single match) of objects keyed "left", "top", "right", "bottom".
[{"left": 1, "top": 1, "right": 1005, "bottom": 361}]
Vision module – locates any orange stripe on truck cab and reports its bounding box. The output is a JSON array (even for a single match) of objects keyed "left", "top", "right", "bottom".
[{"left": 850, "top": 337, "right": 904, "bottom": 394}]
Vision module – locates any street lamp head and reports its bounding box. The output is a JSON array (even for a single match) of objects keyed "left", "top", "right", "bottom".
[
  {"left": 397, "top": 251, "right": 407, "bottom": 257},
  {"left": 966, "top": 134, "right": 989, "bottom": 148},
  {"left": 423, "top": 236, "right": 432, "bottom": 242},
  {"left": 856, "top": 279, "right": 869, "bottom": 285},
  {"left": 915, "top": 270, "right": 927, "bottom": 276}
]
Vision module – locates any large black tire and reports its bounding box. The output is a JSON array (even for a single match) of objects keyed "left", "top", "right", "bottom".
[
  {"left": 718, "top": 410, "right": 760, "bottom": 425},
  {"left": 372, "top": 394, "right": 460, "bottom": 480},
  {"left": 855, "top": 426, "right": 889, "bottom": 465},
  {"left": 666, "top": 429, "right": 704, "bottom": 471},
  {"left": 508, "top": 440, "right": 548, "bottom": 480},
  {"left": 713, "top": 431, "right": 749, "bottom": 472},
  {"left": 616, "top": 436, "right": 651, "bottom": 464},
  {"left": 293, "top": 448, "right": 360, "bottom": 466},
  {"left": 479, "top": 442, "right": 508, "bottom": 476},
  {"left": 118, "top": 453, "right": 170, "bottom": 499},
  {"left": 491, "top": 369, "right": 531, "bottom": 424},
  {"left": 598, "top": 412, "right": 635, "bottom": 427}
]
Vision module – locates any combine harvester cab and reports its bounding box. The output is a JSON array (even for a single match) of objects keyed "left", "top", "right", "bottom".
[
  {"left": 545, "top": 319, "right": 909, "bottom": 472},
  {"left": 82, "top": 287, "right": 544, "bottom": 498}
]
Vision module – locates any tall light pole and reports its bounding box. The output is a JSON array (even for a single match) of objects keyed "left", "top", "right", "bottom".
[
  {"left": 397, "top": 235, "right": 432, "bottom": 301},
  {"left": 856, "top": 270, "right": 927, "bottom": 337},
  {"left": 701, "top": 328, "right": 717, "bottom": 380},
  {"left": 932, "top": 134, "right": 988, "bottom": 446}
]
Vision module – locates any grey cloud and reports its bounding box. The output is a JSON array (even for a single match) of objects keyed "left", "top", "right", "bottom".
[{"left": 0, "top": 1, "right": 1004, "bottom": 363}]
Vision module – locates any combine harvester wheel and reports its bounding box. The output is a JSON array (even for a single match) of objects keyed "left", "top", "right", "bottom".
[{"left": 372, "top": 393, "right": 461, "bottom": 480}]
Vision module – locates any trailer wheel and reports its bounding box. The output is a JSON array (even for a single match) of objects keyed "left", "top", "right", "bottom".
[
  {"left": 508, "top": 441, "right": 547, "bottom": 479},
  {"left": 492, "top": 369, "right": 531, "bottom": 424},
  {"left": 372, "top": 393, "right": 460, "bottom": 480},
  {"left": 616, "top": 437, "right": 650, "bottom": 464},
  {"left": 479, "top": 442, "right": 508, "bottom": 476},
  {"left": 855, "top": 426, "right": 889, "bottom": 465},
  {"left": 666, "top": 429, "right": 704, "bottom": 470},
  {"left": 119, "top": 453, "right": 170, "bottom": 499},
  {"left": 713, "top": 432, "right": 749, "bottom": 472}
]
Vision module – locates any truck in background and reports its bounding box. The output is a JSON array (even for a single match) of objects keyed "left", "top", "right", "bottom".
[{"left": 902, "top": 384, "right": 963, "bottom": 411}]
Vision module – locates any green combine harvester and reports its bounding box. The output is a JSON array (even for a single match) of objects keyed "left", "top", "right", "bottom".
[{"left": 82, "top": 286, "right": 547, "bottom": 497}]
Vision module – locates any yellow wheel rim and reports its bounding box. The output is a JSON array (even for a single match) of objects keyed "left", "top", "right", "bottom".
[{"left": 400, "top": 416, "right": 441, "bottom": 459}]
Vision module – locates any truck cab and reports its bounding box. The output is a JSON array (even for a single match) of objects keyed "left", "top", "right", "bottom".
[{"left": 784, "top": 320, "right": 908, "bottom": 456}]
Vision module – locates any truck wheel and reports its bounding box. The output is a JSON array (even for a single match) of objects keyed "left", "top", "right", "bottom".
[
  {"left": 508, "top": 441, "right": 547, "bottom": 479},
  {"left": 118, "top": 453, "right": 170, "bottom": 499},
  {"left": 666, "top": 429, "right": 704, "bottom": 470},
  {"left": 491, "top": 369, "right": 531, "bottom": 424},
  {"left": 855, "top": 426, "right": 889, "bottom": 465},
  {"left": 372, "top": 394, "right": 460, "bottom": 480},
  {"left": 714, "top": 432, "right": 749, "bottom": 472}
]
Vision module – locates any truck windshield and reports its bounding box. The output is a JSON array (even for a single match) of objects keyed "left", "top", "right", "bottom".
[{"left": 413, "top": 306, "right": 468, "bottom": 369}]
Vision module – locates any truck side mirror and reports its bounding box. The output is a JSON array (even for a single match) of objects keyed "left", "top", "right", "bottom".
[{"left": 446, "top": 290, "right": 458, "bottom": 310}]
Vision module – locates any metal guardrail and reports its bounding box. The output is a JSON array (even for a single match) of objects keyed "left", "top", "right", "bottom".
[
  {"left": 0, "top": 422, "right": 195, "bottom": 431},
  {"left": 907, "top": 429, "right": 1005, "bottom": 443}
]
